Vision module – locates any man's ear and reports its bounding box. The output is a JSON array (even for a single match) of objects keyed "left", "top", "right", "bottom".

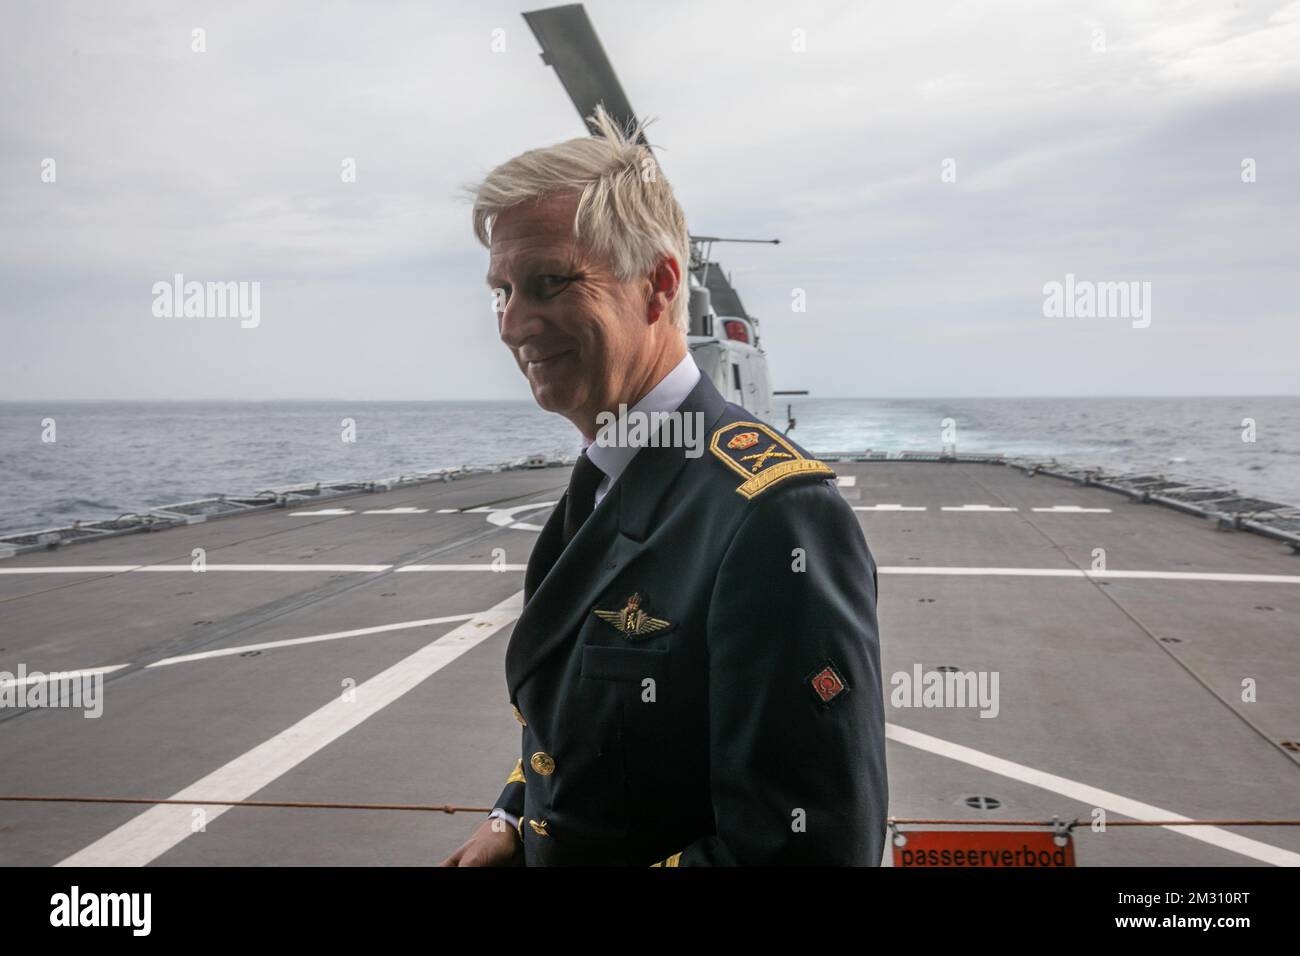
[{"left": 646, "top": 255, "right": 681, "bottom": 325}]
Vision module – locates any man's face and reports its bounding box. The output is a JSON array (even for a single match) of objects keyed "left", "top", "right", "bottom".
[{"left": 487, "top": 192, "right": 653, "bottom": 425}]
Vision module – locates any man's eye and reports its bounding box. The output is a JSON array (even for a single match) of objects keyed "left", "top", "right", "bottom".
[{"left": 538, "top": 275, "right": 574, "bottom": 296}]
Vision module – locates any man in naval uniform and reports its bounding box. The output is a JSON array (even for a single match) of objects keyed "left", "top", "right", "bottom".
[{"left": 440, "top": 107, "right": 887, "bottom": 866}]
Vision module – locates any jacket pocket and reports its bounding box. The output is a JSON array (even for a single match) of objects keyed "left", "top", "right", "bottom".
[{"left": 580, "top": 644, "right": 668, "bottom": 683}]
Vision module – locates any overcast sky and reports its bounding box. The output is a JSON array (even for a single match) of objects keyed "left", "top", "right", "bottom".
[{"left": 2, "top": 0, "right": 1296, "bottom": 400}]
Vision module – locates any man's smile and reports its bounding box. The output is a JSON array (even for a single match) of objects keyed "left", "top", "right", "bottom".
[{"left": 525, "top": 349, "right": 576, "bottom": 369}]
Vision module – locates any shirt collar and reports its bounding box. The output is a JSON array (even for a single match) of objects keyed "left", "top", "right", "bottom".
[{"left": 581, "top": 352, "right": 701, "bottom": 485}]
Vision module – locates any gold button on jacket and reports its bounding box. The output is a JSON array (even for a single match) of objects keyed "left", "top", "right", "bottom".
[{"left": 530, "top": 751, "right": 555, "bottom": 775}]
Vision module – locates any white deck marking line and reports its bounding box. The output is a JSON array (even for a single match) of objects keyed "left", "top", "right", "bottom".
[
  {"left": 148, "top": 613, "right": 478, "bottom": 667},
  {"left": 0, "top": 565, "right": 393, "bottom": 574},
  {"left": 56, "top": 590, "right": 525, "bottom": 867},
  {"left": 464, "top": 501, "right": 558, "bottom": 533},
  {"left": 396, "top": 564, "right": 528, "bottom": 572},
  {"left": 881, "top": 567, "right": 1300, "bottom": 583},
  {"left": 836, "top": 476, "right": 857, "bottom": 487},
  {"left": 0, "top": 664, "right": 130, "bottom": 689},
  {"left": 854, "top": 505, "right": 1113, "bottom": 512},
  {"left": 361, "top": 508, "right": 429, "bottom": 515},
  {"left": 6, "top": 565, "right": 1295, "bottom": 582},
  {"left": 1086, "top": 569, "right": 1300, "bottom": 582},
  {"left": 887, "top": 723, "right": 1300, "bottom": 866},
  {"left": 288, "top": 509, "right": 355, "bottom": 516},
  {"left": 136, "top": 564, "right": 393, "bottom": 572},
  {"left": 0, "top": 566, "right": 143, "bottom": 574},
  {"left": 435, "top": 508, "right": 459, "bottom": 513},
  {"left": 7, "top": 615, "right": 484, "bottom": 684}
]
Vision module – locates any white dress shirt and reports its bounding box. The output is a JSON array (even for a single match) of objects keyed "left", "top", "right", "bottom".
[{"left": 581, "top": 352, "right": 701, "bottom": 507}]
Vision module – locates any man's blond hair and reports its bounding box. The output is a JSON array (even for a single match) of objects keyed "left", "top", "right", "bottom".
[{"left": 469, "top": 105, "right": 691, "bottom": 334}]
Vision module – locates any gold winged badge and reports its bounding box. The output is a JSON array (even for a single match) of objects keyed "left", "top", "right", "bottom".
[{"left": 593, "top": 593, "right": 672, "bottom": 638}]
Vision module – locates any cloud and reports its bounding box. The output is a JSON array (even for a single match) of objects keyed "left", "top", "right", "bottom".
[{"left": 1, "top": 0, "right": 1296, "bottom": 399}]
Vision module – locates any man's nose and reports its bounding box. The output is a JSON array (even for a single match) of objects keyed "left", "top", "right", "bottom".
[{"left": 497, "top": 295, "right": 544, "bottom": 349}]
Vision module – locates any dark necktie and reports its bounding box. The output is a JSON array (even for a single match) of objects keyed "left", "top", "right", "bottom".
[{"left": 563, "top": 451, "right": 605, "bottom": 545}]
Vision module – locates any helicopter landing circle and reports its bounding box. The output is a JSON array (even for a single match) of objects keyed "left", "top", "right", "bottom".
[{"left": 463, "top": 501, "right": 557, "bottom": 532}]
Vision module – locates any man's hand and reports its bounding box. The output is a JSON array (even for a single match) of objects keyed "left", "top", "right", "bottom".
[{"left": 438, "top": 817, "right": 524, "bottom": 866}]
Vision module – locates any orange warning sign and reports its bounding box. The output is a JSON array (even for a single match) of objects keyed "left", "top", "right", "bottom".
[{"left": 892, "top": 830, "right": 1075, "bottom": 867}]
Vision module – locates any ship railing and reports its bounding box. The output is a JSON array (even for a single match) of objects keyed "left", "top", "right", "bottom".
[
  {"left": 816, "top": 450, "right": 1007, "bottom": 463},
  {"left": 810, "top": 451, "right": 1300, "bottom": 552},
  {"left": 1012, "top": 460, "right": 1300, "bottom": 552},
  {"left": 0, "top": 454, "right": 573, "bottom": 557}
]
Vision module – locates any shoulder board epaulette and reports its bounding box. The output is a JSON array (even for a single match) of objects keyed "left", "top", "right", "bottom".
[{"left": 709, "top": 421, "right": 836, "bottom": 500}]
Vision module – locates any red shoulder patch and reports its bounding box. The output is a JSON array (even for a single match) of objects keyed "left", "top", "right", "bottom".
[{"left": 807, "top": 661, "right": 850, "bottom": 707}]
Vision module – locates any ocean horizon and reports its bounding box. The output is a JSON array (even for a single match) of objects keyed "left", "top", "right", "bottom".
[{"left": 3, "top": 395, "right": 1297, "bottom": 535}]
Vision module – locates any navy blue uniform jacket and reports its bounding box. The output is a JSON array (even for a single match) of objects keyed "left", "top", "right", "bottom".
[{"left": 493, "top": 372, "right": 888, "bottom": 865}]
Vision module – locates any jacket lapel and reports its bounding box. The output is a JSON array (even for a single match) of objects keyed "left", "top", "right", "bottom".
[
  {"left": 505, "top": 372, "right": 729, "bottom": 698},
  {"left": 523, "top": 489, "right": 568, "bottom": 601}
]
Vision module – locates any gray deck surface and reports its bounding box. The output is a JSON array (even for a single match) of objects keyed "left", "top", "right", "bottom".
[{"left": 1, "top": 462, "right": 1296, "bottom": 866}]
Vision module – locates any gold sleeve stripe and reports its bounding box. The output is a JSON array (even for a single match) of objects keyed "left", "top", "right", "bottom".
[
  {"left": 505, "top": 758, "right": 525, "bottom": 785},
  {"left": 650, "top": 851, "right": 682, "bottom": 867},
  {"left": 736, "top": 458, "right": 834, "bottom": 499}
]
